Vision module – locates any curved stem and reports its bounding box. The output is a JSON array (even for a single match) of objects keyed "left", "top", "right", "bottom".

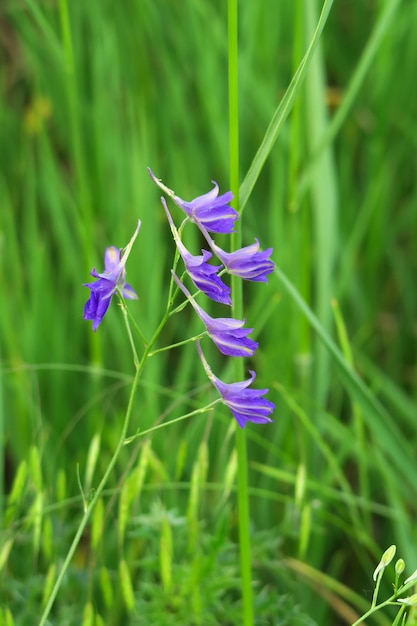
[
  {"left": 350, "top": 599, "right": 399, "bottom": 626},
  {"left": 124, "top": 400, "right": 219, "bottom": 444},
  {"left": 350, "top": 575, "right": 417, "bottom": 626},
  {"left": 39, "top": 370, "right": 140, "bottom": 625},
  {"left": 39, "top": 302, "right": 172, "bottom": 625}
]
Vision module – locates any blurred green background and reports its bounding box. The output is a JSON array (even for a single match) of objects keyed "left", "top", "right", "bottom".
[{"left": 1, "top": 0, "right": 417, "bottom": 624}]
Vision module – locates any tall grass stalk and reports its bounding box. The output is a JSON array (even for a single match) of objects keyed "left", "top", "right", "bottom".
[
  {"left": 298, "top": 0, "right": 403, "bottom": 199},
  {"left": 228, "top": 2, "right": 254, "bottom": 624},
  {"left": 239, "top": 0, "right": 334, "bottom": 212}
]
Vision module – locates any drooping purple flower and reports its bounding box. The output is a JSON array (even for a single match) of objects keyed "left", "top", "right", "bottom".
[
  {"left": 148, "top": 167, "right": 238, "bottom": 234},
  {"left": 161, "top": 197, "right": 231, "bottom": 305},
  {"left": 201, "top": 229, "right": 274, "bottom": 282},
  {"left": 196, "top": 342, "right": 274, "bottom": 428},
  {"left": 83, "top": 221, "right": 141, "bottom": 331},
  {"left": 172, "top": 273, "right": 258, "bottom": 358}
]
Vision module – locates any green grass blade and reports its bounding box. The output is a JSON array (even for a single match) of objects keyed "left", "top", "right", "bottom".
[
  {"left": 239, "top": 0, "right": 334, "bottom": 212},
  {"left": 274, "top": 265, "right": 416, "bottom": 492}
]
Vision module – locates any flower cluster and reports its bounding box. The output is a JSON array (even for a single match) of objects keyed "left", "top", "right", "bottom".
[
  {"left": 149, "top": 169, "right": 275, "bottom": 429},
  {"left": 83, "top": 170, "right": 275, "bottom": 429}
]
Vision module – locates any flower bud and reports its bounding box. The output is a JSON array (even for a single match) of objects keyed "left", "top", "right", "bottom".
[
  {"left": 373, "top": 545, "right": 396, "bottom": 581},
  {"left": 404, "top": 568, "right": 417, "bottom": 586},
  {"left": 398, "top": 594, "right": 417, "bottom": 606}
]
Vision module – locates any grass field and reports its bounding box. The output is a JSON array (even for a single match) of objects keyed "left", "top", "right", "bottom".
[{"left": 1, "top": 0, "right": 417, "bottom": 624}]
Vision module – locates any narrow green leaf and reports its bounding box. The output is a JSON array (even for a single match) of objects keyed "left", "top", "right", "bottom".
[{"left": 239, "top": 0, "right": 335, "bottom": 211}]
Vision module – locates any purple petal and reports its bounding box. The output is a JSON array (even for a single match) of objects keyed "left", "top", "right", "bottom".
[
  {"left": 179, "top": 249, "right": 230, "bottom": 303},
  {"left": 200, "top": 231, "right": 275, "bottom": 283},
  {"left": 211, "top": 370, "right": 255, "bottom": 397},
  {"left": 212, "top": 240, "right": 274, "bottom": 282},
  {"left": 83, "top": 277, "right": 116, "bottom": 294},
  {"left": 185, "top": 182, "right": 224, "bottom": 209},
  {"left": 187, "top": 266, "right": 232, "bottom": 305},
  {"left": 161, "top": 197, "right": 232, "bottom": 305},
  {"left": 104, "top": 246, "right": 121, "bottom": 273},
  {"left": 229, "top": 409, "right": 273, "bottom": 428},
  {"left": 83, "top": 289, "right": 114, "bottom": 332},
  {"left": 149, "top": 169, "right": 237, "bottom": 234},
  {"left": 173, "top": 277, "right": 257, "bottom": 358},
  {"left": 121, "top": 282, "right": 139, "bottom": 300},
  {"left": 180, "top": 248, "right": 231, "bottom": 305},
  {"left": 209, "top": 332, "right": 258, "bottom": 357},
  {"left": 83, "top": 223, "right": 140, "bottom": 331},
  {"left": 196, "top": 343, "right": 275, "bottom": 428},
  {"left": 185, "top": 198, "right": 238, "bottom": 234}
]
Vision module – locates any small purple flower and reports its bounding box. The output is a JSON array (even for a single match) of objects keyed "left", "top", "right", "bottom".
[
  {"left": 161, "top": 198, "right": 231, "bottom": 305},
  {"left": 172, "top": 273, "right": 257, "bottom": 358},
  {"left": 202, "top": 230, "right": 274, "bottom": 282},
  {"left": 83, "top": 221, "right": 141, "bottom": 331},
  {"left": 148, "top": 167, "right": 238, "bottom": 234},
  {"left": 197, "top": 342, "right": 274, "bottom": 428}
]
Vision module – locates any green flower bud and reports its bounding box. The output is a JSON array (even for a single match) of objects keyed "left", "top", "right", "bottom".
[
  {"left": 398, "top": 594, "right": 417, "bottom": 606},
  {"left": 395, "top": 559, "right": 405, "bottom": 576},
  {"left": 404, "top": 568, "right": 417, "bottom": 585},
  {"left": 373, "top": 545, "right": 396, "bottom": 581}
]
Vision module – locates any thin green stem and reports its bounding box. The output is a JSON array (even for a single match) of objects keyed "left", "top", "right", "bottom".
[
  {"left": 351, "top": 599, "right": 400, "bottom": 626},
  {"left": 124, "top": 304, "right": 148, "bottom": 348},
  {"left": 148, "top": 333, "right": 205, "bottom": 357},
  {"left": 228, "top": 1, "right": 239, "bottom": 206},
  {"left": 39, "top": 366, "right": 139, "bottom": 622},
  {"left": 391, "top": 605, "right": 407, "bottom": 626},
  {"left": 38, "top": 300, "right": 173, "bottom": 625},
  {"left": 228, "top": 1, "right": 253, "bottom": 625},
  {"left": 351, "top": 575, "right": 417, "bottom": 625},
  {"left": 372, "top": 571, "right": 384, "bottom": 608},
  {"left": 123, "top": 400, "right": 219, "bottom": 444},
  {"left": 118, "top": 298, "right": 140, "bottom": 368}
]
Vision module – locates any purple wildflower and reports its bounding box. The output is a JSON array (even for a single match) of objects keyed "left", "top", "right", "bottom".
[
  {"left": 161, "top": 198, "right": 231, "bottom": 305},
  {"left": 83, "top": 221, "right": 141, "bottom": 331},
  {"left": 148, "top": 167, "right": 238, "bottom": 234},
  {"left": 201, "top": 229, "right": 274, "bottom": 282},
  {"left": 172, "top": 273, "right": 258, "bottom": 358},
  {"left": 197, "top": 342, "right": 274, "bottom": 428}
]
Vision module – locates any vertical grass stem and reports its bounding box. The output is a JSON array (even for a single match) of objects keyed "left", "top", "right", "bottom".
[{"left": 228, "top": 2, "right": 254, "bottom": 624}]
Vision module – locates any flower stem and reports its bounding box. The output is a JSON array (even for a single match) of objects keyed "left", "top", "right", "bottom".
[
  {"left": 228, "top": 1, "right": 254, "bottom": 624},
  {"left": 38, "top": 367, "right": 140, "bottom": 623},
  {"left": 148, "top": 333, "right": 205, "bottom": 357},
  {"left": 371, "top": 570, "right": 383, "bottom": 608},
  {"left": 124, "top": 400, "right": 219, "bottom": 444},
  {"left": 350, "top": 599, "right": 399, "bottom": 626},
  {"left": 38, "top": 303, "right": 172, "bottom": 625}
]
